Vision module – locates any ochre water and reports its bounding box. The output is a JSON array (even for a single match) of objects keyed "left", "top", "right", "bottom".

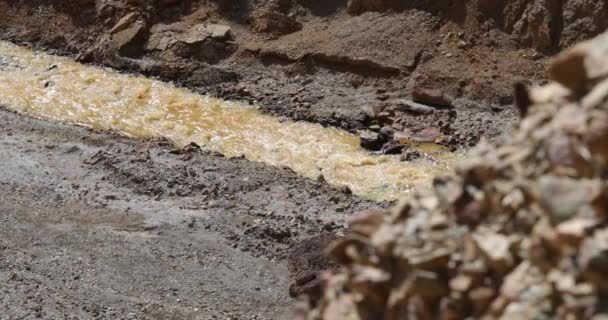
[{"left": 0, "top": 41, "right": 457, "bottom": 201}]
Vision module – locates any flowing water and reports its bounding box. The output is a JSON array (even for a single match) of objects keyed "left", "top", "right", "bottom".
[{"left": 0, "top": 41, "right": 458, "bottom": 201}]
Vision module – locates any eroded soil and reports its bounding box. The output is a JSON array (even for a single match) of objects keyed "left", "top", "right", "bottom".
[{"left": 0, "top": 107, "right": 380, "bottom": 319}]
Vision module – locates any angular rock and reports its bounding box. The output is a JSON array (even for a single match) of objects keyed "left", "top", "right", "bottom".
[
  {"left": 412, "top": 87, "right": 453, "bottom": 108},
  {"left": 145, "top": 23, "right": 181, "bottom": 52},
  {"left": 472, "top": 231, "right": 514, "bottom": 274},
  {"left": 110, "top": 12, "right": 138, "bottom": 34},
  {"left": 536, "top": 176, "right": 596, "bottom": 225},
  {"left": 111, "top": 21, "right": 147, "bottom": 57},
  {"left": 359, "top": 129, "right": 386, "bottom": 151},
  {"left": 206, "top": 24, "right": 232, "bottom": 40},
  {"left": 393, "top": 99, "right": 435, "bottom": 115},
  {"left": 181, "top": 23, "right": 212, "bottom": 44},
  {"left": 578, "top": 228, "right": 608, "bottom": 291},
  {"left": 469, "top": 287, "right": 496, "bottom": 316},
  {"left": 380, "top": 140, "right": 405, "bottom": 155},
  {"left": 555, "top": 218, "right": 598, "bottom": 248},
  {"left": 347, "top": 209, "right": 385, "bottom": 237},
  {"left": 402, "top": 127, "right": 443, "bottom": 144},
  {"left": 550, "top": 32, "right": 608, "bottom": 94}
]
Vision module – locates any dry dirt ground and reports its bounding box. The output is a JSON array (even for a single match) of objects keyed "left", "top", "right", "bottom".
[
  {"left": 0, "top": 107, "right": 380, "bottom": 319},
  {"left": 1, "top": 0, "right": 607, "bottom": 319}
]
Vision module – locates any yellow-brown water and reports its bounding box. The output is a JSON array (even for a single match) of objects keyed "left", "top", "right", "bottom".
[{"left": 0, "top": 41, "right": 457, "bottom": 201}]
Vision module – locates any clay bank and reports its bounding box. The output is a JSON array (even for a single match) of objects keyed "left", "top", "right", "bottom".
[{"left": 0, "top": 41, "right": 457, "bottom": 202}]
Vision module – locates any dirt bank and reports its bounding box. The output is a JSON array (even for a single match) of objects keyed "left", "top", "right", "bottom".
[
  {"left": 0, "top": 107, "right": 380, "bottom": 319},
  {"left": 3, "top": 0, "right": 604, "bottom": 150}
]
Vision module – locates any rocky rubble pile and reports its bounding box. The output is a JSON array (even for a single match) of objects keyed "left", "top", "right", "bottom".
[{"left": 297, "top": 31, "right": 608, "bottom": 320}]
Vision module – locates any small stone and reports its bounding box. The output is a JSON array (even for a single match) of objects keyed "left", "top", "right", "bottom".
[
  {"left": 555, "top": 218, "right": 597, "bottom": 248},
  {"left": 450, "top": 275, "right": 473, "bottom": 292},
  {"left": 393, "top": 99, "right": 435, "bottom": 115},
  {"left": 206, "top": 24, "right": 232, "bottom": 40},
  {"left": 409, "top": 127, "right": 443, "bottom": 144},
  {"left": 359, "top": 105, "right": 376, "bottom": 120},
  {"left": 469, "top": 287, "right": 495, "bottom": 315},
  {"left": 379, "top": 125, "right": 394, "bottom": 137},
  {"left": 501, "top": 262, "right": 532, "bottom": 299},
  {"left": 181, "top": 24, "right": 211, "bottom": 44},
  {"left": 410, "top": 270, "right": 449, "bottom": 298},
  {"left": 409, "top": 249, "right": 451, "bottom": 271},
  {"left": 537, "top": 176, "right": 597, "bottom": 225},
  {"left": 359, "top": 130, "right": 386, "bottom": 151},
  {"left": 473, "top": 230, "right": 514, "bottom": 274},
  {"left": 381, "top": 140, "right": 405, "bottom": 155},
  {"left": 412, "top": 87, "right": 454, "bottom": 107},
  {"left": 109, "top": 12, "right": 138, "bottom": 34},
  {"left": 578, "top": 228, "right": 608, "bottom": 292},
  {"left": 111, "top": 21, "right": 147, "bottom": 57},
  {"left": 368, "top": 125, "right": 381, "bottom": 132},
  {"left": 347, "top": 209, "right": 385, "bottom": 237}
]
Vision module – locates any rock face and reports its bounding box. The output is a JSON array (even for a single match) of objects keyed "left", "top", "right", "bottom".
[
  {"left": 298, "top": 31, "right": 608, "bottom": 320},
  {"left": 345, "top": 0, "right": 608, "bottom": 52},
  {"left": 478, "top": 0, "right": 608, "bottom": 52}
]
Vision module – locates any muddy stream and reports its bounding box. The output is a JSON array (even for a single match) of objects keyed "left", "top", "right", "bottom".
[{"left": 0, "top": 41, "right": 456, "bottom": 201}]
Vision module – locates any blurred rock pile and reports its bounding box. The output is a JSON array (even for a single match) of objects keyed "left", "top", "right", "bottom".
[{"left": 296, "top": 31, "right": 608, "bottom": 320}]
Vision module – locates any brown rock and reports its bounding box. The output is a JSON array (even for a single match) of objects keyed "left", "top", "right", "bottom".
[
  {"left": 450, "top": 275, "right": 473, "bottom": 292},
  {"left": 359, "top": 129, "right": 386, "bottom": 151},
  {"left": 111, "top": 21, "right": 147, "bottom": 57},
  {"left": 409, "top": 270, "right": 449, "bottom": 299},
  {"left": 500, "top": 262, "right": 532, "bottom": 300},
  {"left": 393, "top": 99, "right": 435, "bottom": 115},
  {"left": 473, "top": 231, "right": 514, "bottom": 274},
  {"left": 555, "top": 218, "right": 597, "bottom": 248},
  {"left": 206, "top": 24, "right": 232, "bottom": 40},
  {"left": 550, "top": 32, "right": 608, "bottom": 94},
  {"left": 347, "top": 209, "right": 386, "bottom": 237},
  {"left": 109, "top": 12, "right": 138, "bottom": 34},
  {"left": 409, "top": 249, "right": 451, "bottom": 271},
  {"left": 536, "top": 176, "right": 597, "bottom": 225},
  {"left": 578, "top": 228, "right": 608, "bottom": 292},
  {"left": 469, "top": 287, "right": 496, "bottom": 316},
  {"left": 412, "top": 87, "right": 454, "bottom": 107},
  {"left": 146, "top": 24, "right": 176, "bottom": 52}
]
